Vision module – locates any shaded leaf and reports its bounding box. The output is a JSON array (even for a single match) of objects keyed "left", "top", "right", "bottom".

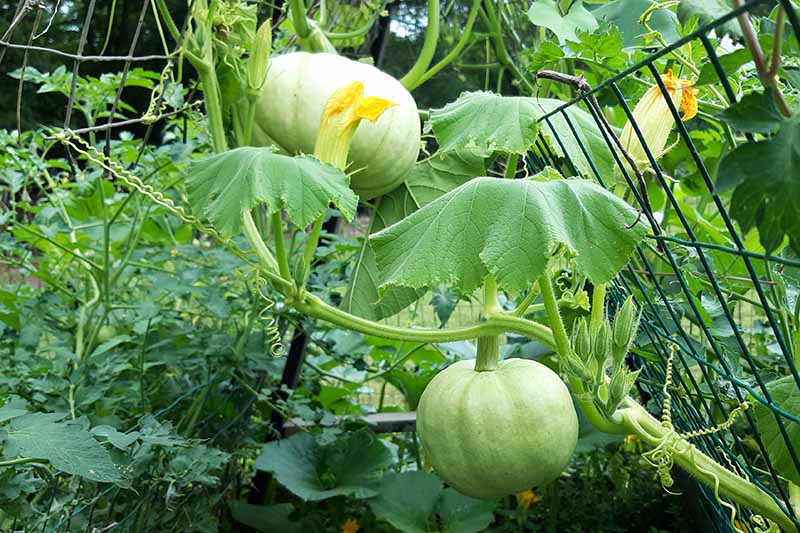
[
  {"left": 371, "top": 173, "right": 648, "bottom": 294},
  {"left": 677, "top": 0, "right": 741, "bottom": 38},
  {"left": 343, "top": 151, "right": 484, "bottom": 320},
  {"left": 696, "top": 49, "right": 752, "bottom": 86},
  {"left": 717, "top": 116, "right": 800, "bottom": 254},
  {"left": 253, "top": 430, "right": 392, "bottom": 501},
  {"left": 716, "top": 90, "right": 785, "bottom": 133},
  {"left": 187, "top": 147, "right": 357, "bottom": 237},
  {"left": 753, "top": 376, "right": 800, "bottom": 485},
  {"left": 594, "top": 0, "right": 680, "bottom": 47},
  {"left": 535, "top": 97, "right": 616, "bottom": 179},
  {"left": 369, "top": 471, "right": 494, "bottom": 533},
  {"left": 228, "top": 502, "right": 317, "bottom": 533}
]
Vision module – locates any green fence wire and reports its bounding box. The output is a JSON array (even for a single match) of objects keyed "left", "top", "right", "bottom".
[{"left": 530, "top": 1, "right": 800, "bottom": 530}]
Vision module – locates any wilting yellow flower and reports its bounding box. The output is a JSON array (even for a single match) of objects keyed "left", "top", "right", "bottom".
[
  {"left": 516, "top": 489, "right": 542, "bottom": 510},
  {"left": 619, "top": 69, "right": 698, "bottom": 172},
  {"left": 624, "top": 434, "right": 639, "bottom": 445},
  {"left": 341, "top": 517, "right": 359, "bottom": 533}
]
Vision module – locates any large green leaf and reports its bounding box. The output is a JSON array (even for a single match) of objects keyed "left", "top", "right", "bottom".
[
  {"left": 717, "top": 115, "right": 799, "bottom": 254},
  {"left": 3, "top": 413, "right": 124, "bottom": 483},
  {"left": 528, "top": 0, "right": 598, "bottom": 44},
  {"left": 369, "top": 471, "right": 494, "bottom": 533},
  {"left": 370, "top": 173, "right": 648, "bottom": 294},
  {"left": 187, "top": 147, "right": 358, "bottom": 237},
  {"left": 535, "top": 97, "right": 616, "bottom": 179},
  {"left": 342, "top": 151, "right": 484, "bottom": 320},
  {"left": 753, "top": 376, "right": 800, "bottom": 485},
  {"left": 253, "top": 430, "right": 392, "bottom": 501},
  {"left": 428, "top": 92, "right": 541, "bottom": 156}
]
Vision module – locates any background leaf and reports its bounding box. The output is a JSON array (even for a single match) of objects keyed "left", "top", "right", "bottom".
[
  {"left": 716, "top": 91, "right": 785, "bottom": 133},
  {"left": 593, "top": 0, "right": 680, "bottom": 48},
  {"left": 528, "top": 0, "right": 598, "bottom": 44},
  {"left": 3, "top": 413, "right": 123, "bottom": 483},
  {"left": 369, "top": 471, "right": 494, "bottom": 533},
  {"left": 253, "top": 430, "right": 392, "bottom": 501},
  {"left": 717, "top": 115, "right": 800, "bottom": 254},
  {"left": 187, "top": 147, "right": 358, "bottom": 237},
  {"left": 753, "top": 376, "right": 800, "bottom": 485},
  {"left": 371, "top": 174, "right": 649, "bottom": 294}
]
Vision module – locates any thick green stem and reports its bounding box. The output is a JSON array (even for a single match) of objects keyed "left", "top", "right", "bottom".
[
  {"left": 242, "top": 210, "right": 279, "bottom": 274},
  {"left": 296, "top": 216, "right": 324, "bottom": 290},
  {"left": 538, "top": 273, "right": 571, "bottom": 358},
  {"left": 399, "top": 0, "right": 440, "bottom": 90},
  {"left": 195, "top": 64, "right": 228, "bottom": 153},
  {"left": 271, "top": 212, "right": 292, "bottom": 281},
  {"left": 289, "top": 0, "right": 311, "bottom": 39},
  {"left": 475, "top": 335, "right": 500, "bottom": 371},
  {"left": 620, "top": 400, "right": 797, "bottom": 532},
  {"left": 292, "top": 292, "right": 555, "bottom": 347},
  {"left": 540, "top": 272, "right": 623, "bottom": 433},
  {"left": 410, "top": 0, "right": 481, "bottom": 90},
  {"left": 504, "top": 153, "right": 518, "bottom": 179},
  {"left": 476, "top": 276, "right": 501, "bottom": 371},
  {"left": 590, "top": 282, "right": 606, "bottom": 334}
]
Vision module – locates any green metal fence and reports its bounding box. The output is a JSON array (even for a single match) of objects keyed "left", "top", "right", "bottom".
[{"left": 530, "top": 1, "right": 800, "bottom": 530}]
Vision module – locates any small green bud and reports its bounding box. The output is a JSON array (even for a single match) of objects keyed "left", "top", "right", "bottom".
[
  {"left": 247, "top": 20, "right": 272, "bottom": 94},
  {"left": 612, "top": 297, "right": 639, "bottom": 355},
  {"left": 571, "top": 317, "right": 591, "bottom": 362},
  {"left": 592, "top": 320, "right": 612, "bottom": 367}
]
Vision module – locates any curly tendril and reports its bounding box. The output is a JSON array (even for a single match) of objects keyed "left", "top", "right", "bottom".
[
  {"left": 254, "top": 276, "right": 284, "bottom": 358},
  {"left": 642, "top": 343, "right": 753, "bottom": 529}
]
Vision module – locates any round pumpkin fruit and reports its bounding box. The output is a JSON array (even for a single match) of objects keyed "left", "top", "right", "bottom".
[
  {"left": 252, "top": 52, "right": 420, "bottom": 199},
  {"left": 416, "top": 358, "right": 579, "bottom": 500}
]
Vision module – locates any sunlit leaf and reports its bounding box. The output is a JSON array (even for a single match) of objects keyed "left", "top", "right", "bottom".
[
  {"left": 371, "top": 172, "right": 649, "bottom": 294},
  {"left": 187, "top": 147, "right": 358, "bottom": 237}
]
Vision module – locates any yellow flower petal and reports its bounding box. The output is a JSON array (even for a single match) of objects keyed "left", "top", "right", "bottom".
[
  {"left": 515, "top": 489, "right": 542, "bottom": 511},
  {"left": 356, "top": 96, "right": 396, "bottom": 123}
]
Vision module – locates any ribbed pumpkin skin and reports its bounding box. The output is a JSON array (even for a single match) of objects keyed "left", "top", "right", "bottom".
[
  {"left": 252, "top": 52, "right": 421, "bottom": 199},
  {"left": 417, "top": 358, "right": 579, "bottom": 500}
]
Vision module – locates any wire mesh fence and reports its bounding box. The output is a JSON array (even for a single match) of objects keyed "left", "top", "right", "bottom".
[{"left": 530, "top": 1, "right": 800, "bottom": 530}]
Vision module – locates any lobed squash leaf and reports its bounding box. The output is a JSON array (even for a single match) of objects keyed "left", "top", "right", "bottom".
[
  {"left": 186, "top": 147, "right": 358, "bottom": 237},
  {"left": 370, "top": 172, "right": 649, "bottom": 294},
  {"left": 428, "top": 92, "right": 541, "bottom": 157}
]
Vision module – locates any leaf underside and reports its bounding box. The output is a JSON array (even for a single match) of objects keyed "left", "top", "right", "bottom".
[
  {"left": 371, "top": 175, "right": 649, "bottom": 294},
  {"left": 343, "top": 151, "right": 485, "bottom": 320},
  {"left": 187, "top": 147, "right": 358, "bottom": 237}
]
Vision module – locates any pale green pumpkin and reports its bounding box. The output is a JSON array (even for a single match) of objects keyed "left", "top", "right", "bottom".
[
  {"left": 252, "top": 52, "right": 421, "bottom": 199},
  {"left": 416, "top": 358, "right": 579, "bottom": 499}
]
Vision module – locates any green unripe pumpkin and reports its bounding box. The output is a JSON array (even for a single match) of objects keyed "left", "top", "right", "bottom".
[{"left": 416, "top": 358, "right": 579, "bottom": 500}]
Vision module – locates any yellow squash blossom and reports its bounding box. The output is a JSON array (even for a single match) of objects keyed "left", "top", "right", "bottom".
[
  {"left": 315, "top": 81, "right": 396, "bottom": 169},
  {"left": 619, "top": 69, "right": 698, "bottom": 173},
  {"left": 515, "top": 489, "right": 543, "bottom": 511},
  {"left": 341, "top": 517, "right": 359, "bottom": 533}
]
